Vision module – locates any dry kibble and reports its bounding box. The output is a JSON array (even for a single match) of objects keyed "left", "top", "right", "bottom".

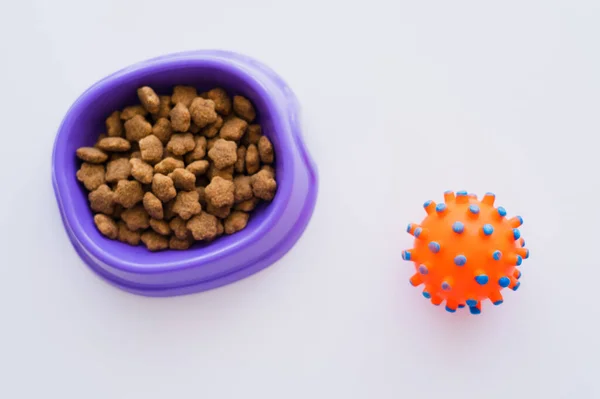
[
  {"left": 117, "top": 221, "right": 141, "bottom": 245},
  {"left": 187, "top": 212, "right": 218, "bottom": 241},
  {"left": 243, "top": 124, "right": 262, "bottom": 145},
  {"left": 110, "top": 152, "right": 132, "bottom": 161},
  {"left": 94, "top": 133, "right": 107, "bottom": 148},
  {"left": 207, "top": 88, "right": 232, "bottom": 115},
  {"left": 220, "top": 117, "right": 248, "bottom": 141},
  {"left": 137, "top": 86, "right": 160, "bottom": 114},
  {"left": 94, "top": 214, "right": 118, "bottom": 239},
  {"left": 139, "top": 135, "right": 164, "bottom": 164},
  {"left": 216, "top": 220, "right": 224, "bottom": 237},
  {"left": 169, "top": 168, "right": 196, "bottom": 191},
  {"left": 106, "top": 111, "right": 123, "bottom": 137},
  {"left": 208, "top": 139, "right": 237, "bottom": 169},
  {"left": 189, "top": 97, "right": 218, "bottom": 128},
  {"left": 152, "top": 173, "right": 177, "bottom": 202},
  {"left": 207, "top": 164, "right": 234, "bottom": 181},
  {"left": 233, "top": 175, "right": 253, "bottom": 203},
  {"left": 150, "top": 218, "right": 171, "bottom": 236},
  {"left": 172, "top": 190, "right": 202, "bottom": 220},
  {"left": 113, "top": 204, "right": 124, "bottom": 219},
  {"left": 171, "top": 86, "right": 197, "bottom": 107},
  {"left": 121, "top": 105, "right": 148, "bottom": 120},
  {"left": 154, "top": 157, "right": 184, "bottom": 174},
  {"left": 202, "top": 116, "right": 223, "bottom": 138},
  {"left": 163, "top": 199, "right": 176, "bottom": 221},
  {"left": 224, "top": 211, "right": 249, "bottom": 234},
  {"left": 233, "top": 96, "right": 256, "bottom": 122},
  {"left": 251, "top": 169, "right": 277, "bottom": 201},
  {"left": 207, "top": 138, "right": 218, "bottom": 151},
  {"left": 143, "top": 192, "right": 163, "bottom": 220},
  {"left": 76, "top": 147, "right": 108, "bottom": 164},
  {"left": 261, "top": 165, "right": 275, "bottom": 177},
  {"left": 105, "top": 158, "right": 131, "bottom": 183},
  {"left": 154, "top": 95, "right": 172, "bottom": 119},
  {"left": 169, "top": 102, "right": 191, "bottom": 132},
  {"left": 141, "top": 231, "right": 169, "bottom": 251},
  {"left": 196, "top": 186, "right": 207, "bottom": 207},
  {"left": 125, "top": 114, "right": 152, "bottom": 142},
  {"left": 129, "top": 158, "right": 154, "bottom": 184},
  {"left": 258, "top": 136, "right": 274, "bottom": 164},
  {"left": 121, "top": 205, "right": 150, "bottom": 231},
  {"left": 169, "top": 236, "right": 192, "bottom": 250},
  {"left": 234, "top": 146, "right": 246, "bottom": 173},
  {"left": 152, "top": 118, "right": 173, "bottom": 144},
  {"left": 235, "top": 198, "right": 260, "bottom": 212},
  {"left": 186, "top": 160, "right": 210, "bottom": 176},
  {"left": 205, "top": 176, "right": 235, "bottom": 208},
  {"left": 185, "top": 136, "right": 207, "bottom": 164},
  {"left": 166, "top": 133, "right": 195, "bottom": 156},
  {"left": 114, "top": 180, "right": 144, "bottom": 208},
  {"left": 131, "top": 151, "right": 142, "bottom": 159},
  {"left": 97, "top": 137, "right": 131, "bottom": 152},
  {"left": 77, "top": 163, "right": 105, "bottom": 191},
  {"left": 206, "top": 203, "right": 231, "bottom": 219},
  {"left": 169, "top": 217, "right": 189, "bottom": 240},
  {"left": 89, "top": 184, "right": 115, "bottom": 215},
  {"left": 246, "top": 144, "right": 260, "bottom": 174}
]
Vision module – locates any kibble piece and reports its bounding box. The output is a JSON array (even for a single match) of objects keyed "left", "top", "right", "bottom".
[
  {"left": 233, "top": 96, "right": 256, "bottom": 122},
  {"left": 190, "top": 97, "right": 218, "bottom": 128},
  {"left": 207, "top": 164, "right": 234, "bottom": 181},
  {"left": 233, "top": 175, "right": 253, "bottom": 203},
  {"left": 94, "top": 214, "right": 118, "bottom": 239},
  {"left": 129, "top": 158, "right": 154, "bottom": 184},
  {"left": 125, "top": 114, "right": 152, "bottom": 142},
  {"left": 152, "top": 118, "right": 173, "bottom": 144},
  {"left": 106, "top": 111, "right": 123, "bottom": 137},
  {"left": 205, "top": 176, "right": 235, "bottom": 208},
  {"left": 207, "top": 138, "right": 218, "bottom": 151},
  {"left": 216, "top": 220, "right": 224, "bottom": 237},
  {"left": 207, "top": 88, "right": 232, "bottom": 115},
  {"left": 89, "top": 184, "right": 115, "bottom": 215},
  {"left": 139, "top": 135, "right": 164, "bottom": 164},
  {"left": 114, "top": 180, "right": 144, "bottom": 208},
  {"left": 117, "top": 221, "right": 141, "bottom": 245},
  {"left": 185, "top": 136, "right": 207, "bottom": 164},
  {"left": 154, "top": 157, "right": 184, "bottom": 174},
  {"left": 220, "top": 117, "right": 248, "bottom": 141},
  {"left": 186, "top": 160, "right": 210, "bottom": 176},
  {"left": 163, "top": 199, "right": 176, "bottom": 221},
  {"left": 105, "top": 158, "right": 131, "bottom": 183},
  {"left": 77, "top": 163, "right": 105, "bottom": 191},
  {"left": 149, "top": 218, "right": 171, "bottom": 235},
  {"left": 206, "top": 203, "right": 231, "bottom": 219},
  {"left": 166, "top": 133, "right": 195, "bottom": 156},
  {"left": 76, "top": 147, "right": 108, "bottom": 164},
  {"left": 234, "top": 146, "right": 246, "bottom": 173},
  {"left": 141, "top": 231, "right": 168, "bottom": 251},
  {"left": 143, "top": 192, "right": 163, "bottom": 219},
  {"left": 258, "top": 136, "right": 274, "bottom": 164},
  {"left": 202, "top": 116, "right": 223, "bottom": 138},
  {"left": 169, "top": 102, "right": 191, "bottom": 132},
  {"left": 225, "top": 211, "right": 249, "bottom": 234},
  {"left": 97, "top": 137, "right": 131, "bottom": 152},
  {"left": 94, "top": 133, "right": 107, "bottom": 148},
  {"left": 169, "top": 217, "right": 189, "bottom": 240},
  {"left": 109, "top": 152, "right": 132, "bottom": 161},
  {"left": 246, "top": 144, "right": 260, "bottom": 174},
  {"left": 169, "top": 236, "right": 192, "bottom": 250},
  {"left": 137, "top": 86, "right": 160, "bottom": 114},
  {"left": 208, "top": 139, "right": 238, "bottom": 169},
  {"left": 251, "top": 169, "right": 277, "bottom": 201},
  {"left": 121, "top": 205, "right": 150, "bottom": 231},
  {"left": 131, "top": 151, "right": 142, "bottom": 159},
  {"left": 113, "top": 204, "right": 124, "bottom": 219},
  {"left": 187, "top": 212, "right": 218, "bottom": 241},
  {"left": 154, "top": 95, "right": 172, "bottom": 120},
  {"left": 152, "top": 174, "right": 177, "bottom": 202},
  {"left": 196, "top": 186, "right": 207, "bottom": 207},
  {"left": 172, "top": 190, "right": 202, "bottom": 220},
  {"left": 243, "top": 124, "right": 262, "bottom": 146},
  {"left": 121, "top": 105, "right": 148, "bottom": 120},
  {"left": 235, "top": 198, "right": 260, "bottom": 212},
  {"left": 169, "top": 168, "right": 196, "bottom": 191},
  {"left": 261, "top": 165, "right": 275, "bottom": 177},
  {"left": 171, "top": 85, "right": 197, "bottom": 107}
]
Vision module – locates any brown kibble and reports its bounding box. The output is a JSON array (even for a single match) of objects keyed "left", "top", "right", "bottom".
[
  {"left": 225, "top": 211, "right": 249, "bottom": 234},
  {"left": 125, "top": 114, "right": 152, "bottom": 142},
  {"left": 205, "top": 176, "right": 235, "bottom": 208},
  {"left": 258, "top": 136, "right": 274, "bottom": 164},
  {"left": 196, "top": 186, "right": 207, "bottom": 207},
  {"left": 171, "top": 85, "right": 197, "bottom": 107},
  {"left": 141, "top": 231, "right": 169, "bottom": 251},
  {"left": 206, "top": 203, "right": 231, "bottom": 219},
  {"left": 109, "top": 152, "right": 132, "bottom": 161},
  {"left": 168, "top": 168, "right": 196, "bottom": 191},
  {"left": 139, "top": 135, "right": 164, "bottom": 164},
  {"left": 216, "top": 220, "right": 224, "bottom": 236},
  {"left": 251, "top": 169, "right": 277, "bottom": 201},
  {"left": 152, "top": 173, "right": 177, "bottom": 202},
  {"left": 169, "top": 236, "right": 192, "bottom": 250},
  {"left": 94, "top": 214, "right": 118, "bottom": 239},
  {"left": 186, "top": 160, "right": 210, "bottom": 176},
  {"left": 169, "top": 217, "right": 189, "bottom": 240},
  {"left": 261, "top": 165, "right": 275, "bottom": 177},
  {"left": 220, "top": 117, "right": 248, "bottom": 141},
  {"left": 189, "top": 97, "right": 218, "bottom": 128},
  {"left": 106, "top": 111, "right": 123, "bottom": 137},
  {"left": 243, "top": 124, "right": 262, "bottom": 145},
  {"left": 185, "top": 136, "right": 207, "bottom": 164},
  {"left": 154, "top": 157, "right": 184, "bottom": 174},
  {"left": 137, "top": 86, "right": 160, "bottom": 114},
  {"left": 233, "top": 96, "right": 256, "bottom": 122},
  {"left": 186, "top": 212, "right": 218, "bottom": 241},
  {"left": 202, "top": 116, "right": 223, "bottom": 138},
  {"left": 89, "top": 184, "right": 115, "bottom": 215},
  {"left": 246, "top": 144, "right": 260, "bottom": 174},
  {"left": 131, "top": 151, "right": 142, "bottom": 159},
  {"left": 208, "top": 139, "right": 237, "bottom": 169},
  {"left": 169, "top": 102, "right": 191, "bottom": 132},
  {"left": 207, "top": 164, "right": 234, "bottom": 181},
  {"left": 189, "top": 123, "right": 201, "bottom": 134},
  {"left": 77, "top": 163, "right": 105, "bottom": 191},
  {"left": 94, "top": 133, "right": 107, "bottom": 148},
  {"left": 166, "top": 133, "right": 195, "bottom": 156},
  {"left": 117, "top": 221, "right": 141, "bottom": 245},
  {"left": 121, "top": 205, "right": 150, "bottom": 231},
  {"left": 152, "top": 118, "right": 173, "bottom": 144},
  {"left": 105, "top": 158, "right": 131, "bottom": 183},
  {"left": 207, "top": 88, "right": 232, "bottom": 115},
  {"left": 113, "top": 204, "right": 124, "bottom": 219},
  {"left": 207, "top": 137, "right": 218, "bottom": 151},
  {"left": 154, "top": 95, "right": 172, "bottom": 119},
  {"left": 76, "top": 147, "right": 108, "bottom": 164},
  {"left": 97, "top": 137, "right": 131, "bottom": 152},
  {"left": 163, "top": 199, "right": 176, "bottom": 221},
  {"left": 172, "top": 190, "right": 202, "bottom": 220},
  {"left": 121, "top": 105, "right": 148, "bottom": 120},
  {"left": 143, "top": 192, "right": 163, "bottom": 219},
  {"left": 233, "top": 175, "right": 253, "bottom": 203},
  {"left": 234, "top": 198, "right": 260, "bottom": 212},
  {"left": 114, "top": 180, "right": 144, "bottom": 208},
  {"left": 235, "top": 146, "right": 246, "bottom": 173},
  {"left": 149, "top": 218, "right": 171, "bottom": 235},
  {"left": 129, "top": 158, "right": 154, "bottom": 184}
]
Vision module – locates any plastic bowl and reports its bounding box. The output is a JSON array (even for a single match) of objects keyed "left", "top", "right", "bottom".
[{"left": 51, "top": 50, "right": 318, "bottom": 297}]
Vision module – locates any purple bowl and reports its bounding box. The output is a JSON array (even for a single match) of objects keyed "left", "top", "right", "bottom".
[{"left": 51, "top": 50, "right": 318, "bottom": 297}]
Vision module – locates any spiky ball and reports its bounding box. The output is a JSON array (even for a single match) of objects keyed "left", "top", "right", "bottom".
[{"left": 402, "top": 191, "right": 529, "bottom": 314}]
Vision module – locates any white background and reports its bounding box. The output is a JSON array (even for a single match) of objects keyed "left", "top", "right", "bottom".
[{"left": 1, "top": 1, "right": 599, "bottom": 398}]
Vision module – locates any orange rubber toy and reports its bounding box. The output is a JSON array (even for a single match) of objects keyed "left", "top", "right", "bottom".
[{"left": 402, "top": 191, "right": 529, "bottom": 314}]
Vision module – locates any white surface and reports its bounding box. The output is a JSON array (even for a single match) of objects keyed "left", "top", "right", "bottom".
[{"left": 1, "top": 1, "right": 599, "bottom": 398}]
